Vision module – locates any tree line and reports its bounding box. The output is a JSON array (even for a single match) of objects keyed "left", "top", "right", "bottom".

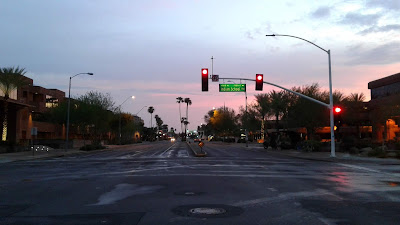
[{"left": 201, "top": 83, "right": 395, "bottom": 142}]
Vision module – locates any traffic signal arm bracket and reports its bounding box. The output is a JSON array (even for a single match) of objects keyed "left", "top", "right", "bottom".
[{"left": 217, "top": 77, "right": 330, "bottom": 108}]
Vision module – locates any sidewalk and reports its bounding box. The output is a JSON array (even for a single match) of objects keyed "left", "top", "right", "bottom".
[
  {"left": 243, "top": 142, "right": 400, "bottom": 164},
  {"left": 0, "top": 144, "right": 129, "bottom": 164}
]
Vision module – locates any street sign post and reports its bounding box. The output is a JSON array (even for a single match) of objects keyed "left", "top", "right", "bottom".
[{"left": 219, "top": 84, "right": 246, "bottom": 92}]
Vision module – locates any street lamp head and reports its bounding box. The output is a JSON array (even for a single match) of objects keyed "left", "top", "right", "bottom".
[
  {"left": 131, "top": 96, "right": 135, "bottom": 99},
  {"left": 87, "top": 73, "right": 94, "bottom": 75},
  {"left": 265, "top": 34, "right": 276, "bottom": 37}
]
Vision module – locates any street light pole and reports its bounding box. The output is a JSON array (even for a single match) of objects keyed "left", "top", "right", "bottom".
[
  {"left": 266, "top": 34, "right": 335, "bottom": 157},
  {"left": 118, "top": 96, "right": 135, "bottom": 145},
  {"left": 135, "top": 106, "right": 147, "bottom": 116},
  {"left": 66, "top": 72, "right": 93, "bottom": 152}
]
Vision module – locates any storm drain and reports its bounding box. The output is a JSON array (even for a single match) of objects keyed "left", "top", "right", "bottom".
[
  {"left": 190, "top": 207, "right": 226, "bottom": 215},
  {"left": 172, "top": 204, "right": 243, "bottom": 218}
]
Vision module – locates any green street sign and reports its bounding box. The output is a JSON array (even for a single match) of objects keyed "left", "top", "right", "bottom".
[{"left": 219, "top": 84, "right": 246, "bottom": 92}]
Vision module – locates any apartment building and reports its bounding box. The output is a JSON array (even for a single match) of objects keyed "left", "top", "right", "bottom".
[{"left": 0, "top": 75, "right": 65, "bottom": 144}]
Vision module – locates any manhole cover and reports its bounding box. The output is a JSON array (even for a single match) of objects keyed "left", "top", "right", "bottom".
[
  {"left": 174, "top": 191, "right": 205, "bottom": 196},
  {"left": 189, "top": 207, "right": 226, "bottom": 215},
  {"left": 172, "top": 204, "right": 243, "bottom": 218}
]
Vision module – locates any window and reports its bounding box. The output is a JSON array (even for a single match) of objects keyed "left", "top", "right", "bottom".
[{"left": 45, "top": 95, "right": 59, "bottom": 108}]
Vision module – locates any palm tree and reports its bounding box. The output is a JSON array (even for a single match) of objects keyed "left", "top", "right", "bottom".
[
  {"left": 183, "top": 98, "right": 192, "bottom": 134},
  {"left": 269, "top": 90, "right": 289, "bottom": 132},
  {"left": 255, "top": 93, "right": 271, "bottom": 140},
  {"left": 147, "top": 106, "right": 154, "bottom": 129},
  {"left": 0, "top": 67, "right": 27, "bottom": 141},
  {"left": 347, "top": 93, "right": 366, "bottom": 103},
  {"left": 176, "top": 97, "right": 183, "bottom": 133},
  {"left": 344, "top": 93, "right": 366, "bottom": 139}
]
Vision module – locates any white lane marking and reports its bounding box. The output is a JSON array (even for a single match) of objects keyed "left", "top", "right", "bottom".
[
  {"left": 89, "top": 183, "right": 163, "bottom": 206},
  {"left": 337, "top": 163, "right": 380, "bottom": 173},
  {"left": 267, "top": 187, "right": 277, "bottom": 192},
  {"left": 101, "top": 165, "right": 190, "bottom": 174},
  {"left": 232, "top": 189, "right": 335, "bottom": 207},
  {"left": 154, "top": 143, "right": 176, "bottom": 157},
  {"left": 337, "top": 163, "right": 400, "bottom": 178},
  {"left": 177, "top": 150, "right": 188, "bottom": 157}
]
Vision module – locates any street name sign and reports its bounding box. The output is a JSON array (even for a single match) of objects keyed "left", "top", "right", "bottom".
[{"left": 219, "top": 84, "right": 246, "bottom": 92}]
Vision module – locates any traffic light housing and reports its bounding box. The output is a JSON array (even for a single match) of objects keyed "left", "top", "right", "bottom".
[
  {"left": 334, "top": 106, "right": 342, "bottom": 127},
  {"left": 201, "top": 68, "right": 208, "bottom": 92},
  {"left": 255, "top": 74, "right": 263, "bottom": 91}
]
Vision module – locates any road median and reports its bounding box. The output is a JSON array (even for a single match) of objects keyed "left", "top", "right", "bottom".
[{"left": 186, "top": 141, "right": 207, "bottom": 157}]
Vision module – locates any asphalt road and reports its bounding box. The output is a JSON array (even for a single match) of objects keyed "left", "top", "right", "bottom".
[{"left": 1, "top": 141, "right": 400, "bottom": 225}]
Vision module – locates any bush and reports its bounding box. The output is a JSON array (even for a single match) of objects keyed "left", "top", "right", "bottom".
[
  {"left": 395, "top": 142, "right": 400, "bottom": 150},
  {"left": 300, "top": 140, "right": 322, "bottom": 152},
  {"left": 341, "top": 135, "right": 357, "bottom": 151},
  {"left": 80, "top": 144, "right": 106, "bottom": 151},
  {"left": 280, "top": 135, "right": 292, "bottom": 149},
  {"left": 0, "top": 141, "right": 17, "bottom": 153},
  {"left": 367, "top": 147, "right": 387, "bottom": 158}
]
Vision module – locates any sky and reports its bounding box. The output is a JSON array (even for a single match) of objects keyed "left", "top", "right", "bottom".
[{"left": 1, "top": 0, "right": 399, "bottom": 131}]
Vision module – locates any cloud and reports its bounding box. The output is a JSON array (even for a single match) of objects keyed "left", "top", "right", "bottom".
[
  {"left": 345, "top": 41, "right": 400, "bottom": 65},
  {"left": 244, "top": 22, "right": 272, "bottom": 40},
  {"left": 245, "top": 31, "right": 255, "bottom": 40},
  {"left": 311, "top": 6, "right": 331, "bottom": 19},
  {"left": 359, "top": 24, "right": 400, "bottom": 35},
  {"left": 366, "top": 0, "right": 400, "bottom": 11},
  {"left": 340, "top": 12, "right": 381, "bottom": 26}
]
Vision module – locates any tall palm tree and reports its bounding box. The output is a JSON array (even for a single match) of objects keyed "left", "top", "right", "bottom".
[
  {"left": 183, "top": 98, "right": 192, "bottom": 134},
  {"left": 176, "top": 97, "right": 183, "bottom": 133},
  {"left": 344, "top": 93, "right": 366, "bottom": 139},
  {"left": 0, "top": 67, "right": 27, "bottom": 141},
  {"left": 147, "top": 106, "right": 154, "bottom": 129},
  {"left": 269, "top": 90, "right": 289, "bottom": 132},
  {"left": 347, "top": 93, "right": 366, "bottom": 103}
]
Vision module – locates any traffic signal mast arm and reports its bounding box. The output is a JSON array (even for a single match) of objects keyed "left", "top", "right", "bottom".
[{"left": 215, "top": 77, "right": 330, "bottom": 108}]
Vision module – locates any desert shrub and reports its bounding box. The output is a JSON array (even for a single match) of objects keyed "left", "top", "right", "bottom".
[
  {"left": 367, "top": 147, "right": 387, "bottom": 158},
  {"left": 300, "top": 140, "right": 322, "bottom": 152}
]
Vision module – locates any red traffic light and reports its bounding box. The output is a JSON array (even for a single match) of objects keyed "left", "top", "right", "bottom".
[
  {"left": 201, "top": 68, "right": 208, "bottom": 92},
  {"left": 255, "top": 74, "right": 263, "bottom": 91},
  {"left": 334, "top": 107, "right": 342, "bottom": 113}
]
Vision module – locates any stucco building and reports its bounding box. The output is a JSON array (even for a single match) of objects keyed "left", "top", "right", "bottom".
[
  {"left": 0, "top": 75, "right": 65, "bottom": 146},
  {"left": 368, "top": 72, "right": 400, "bottom": 142}
]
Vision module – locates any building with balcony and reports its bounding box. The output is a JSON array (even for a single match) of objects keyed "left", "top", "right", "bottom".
[{"left": 0, "top": 75, "right": 65, "bottom": 146}]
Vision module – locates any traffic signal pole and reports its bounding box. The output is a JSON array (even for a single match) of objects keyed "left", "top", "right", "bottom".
[
  {"left": 217, "top": 77, "right": 330, "bottom": 108},
  {"left": 214, "top": 76, "right": 331, "bottom": 151}
]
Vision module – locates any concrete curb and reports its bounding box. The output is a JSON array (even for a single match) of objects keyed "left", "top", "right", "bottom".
[
  {"left": 186, "top": 142, "right": 207, "bottom": 157},
  {"left": 0, "top": 143, "right": 139, "bottom": 164},
  {"left": 266, "top": 150, "right": 335, "bottom": 163}
]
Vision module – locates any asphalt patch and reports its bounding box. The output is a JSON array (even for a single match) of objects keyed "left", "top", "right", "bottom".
[
  {"left": 172, "top": 204, "right": 243, "bottom": 218},
  {"left": 0, "top": 212, "right": 145, "bottom": 225},
  {"left": 0, "top": 205, "right": 31, "bottom": 218}
]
